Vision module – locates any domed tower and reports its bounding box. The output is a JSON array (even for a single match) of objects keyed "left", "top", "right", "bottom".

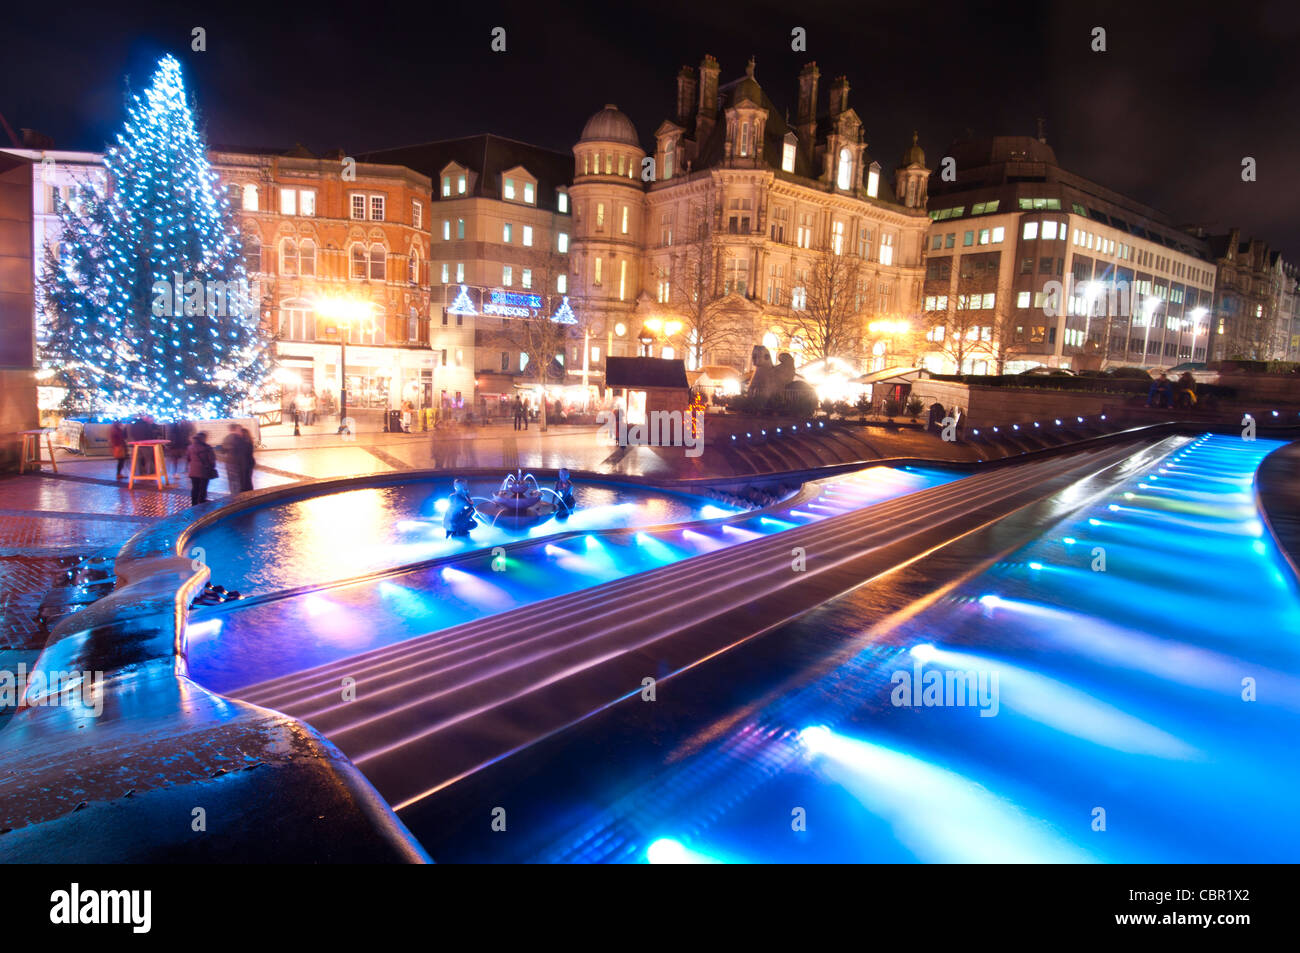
[
  {"left": 895, "top": 131, "right": 930, "bottom": 210},
  {"left": 571, "top": 104, "right": 647, "bottom": 358}
]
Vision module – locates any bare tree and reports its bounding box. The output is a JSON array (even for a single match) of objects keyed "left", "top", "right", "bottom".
[
  {"left": 485, "top": 246, "right": 574, "bottom": 431},
  {"left": 787, "top": 244, "right": 867, "bottom": 362},
  {"left": 666, "top": 202, "right": 755, "bottom": 368}
]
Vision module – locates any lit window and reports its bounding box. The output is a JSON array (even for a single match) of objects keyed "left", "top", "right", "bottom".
[
  {"left": 300, "top": 239, "right": 316, "bottom": 277},
  {"left": 621, "top": 206, "right": 629, "bottom": 234},
  {"left": 242, "top": 184, "right": 259, "bottom": 211},
  {"left": 503, "top": 223, "right": 513, "bottom": 243},
  {"left": 866, "top": 167, "right": 879, "bottom": 198},
  {"left": 456, "top": 263, "right": 464, "bottom": 282},
  {"left": 524, "top": 182, "right": 534, "bottom": 204},
  {"left": 351, "top": 194, "right": 366, "bottom": 220},
  {"left": 369, "top": 244, "right": 386, "bottom": 280},
  {"left": 522, "top": 268, "right": 532, "bottom": 289},
  {"left": 280, "top": 238, "right": 299, "bottom": 276},
  {"left": 992, "top": 226, "right": 1004, "bottom": 243},
  {"left": 557, "top": 274, "right": 567, "bottom": 293},
  {"left": 832, "top": 220, "right": 845, "bottom": 255},
  {"left": 504, "top": 178, "right": 515, "bottom": 200},
  {"left": 443, "top": 220, "right": 450, "bottom": 241},
  {"left": 594, "top": 258, "right": 603, "bottom": 285},
  {"left": 442, "top": 176, "right": 451, "bottom": 197},
  {"left": 1042, "top": 221, "right": 1058, "bottom": 240},
  {"left": 407, "top": 247, "right": 418, "bottom": 283},
  {"left": 558, "top": 192, "right": 569, "bottom": 213},
  {"left": 1017, "top": 291, "right": 1030, "bottom": 308},
  {"left": 457, "top": 219, "right": 465, "bottom": 240},
  {"left": 880, "top": 234, "right": 894, "bottom": 265},
  {"left": 1023, "top": 222, "right": 1038, "bottom": 240},
  {"left": 441, "top": 263, "right": 449, "bottom": 283},
  {"left": 597, "top": 203, "right": 606, "bottom": 228},
  {"left": 782, "top": 138, "right": 796, "bottom": 173},
  {"left": 619, "top": 260, "right": 627, "bottom": 300},
  {"left": 503, "top": 265, "right": 513, "bottom": 286},
  {"left": 979, "top": 228, "right": 990, "bottom": 245},
  {"left": 280, "top": 189, "right": 297, "bottom": 215},
  {"left": 665, "top": 139, "right": 675, "bottom": 179},
  {"left": 350, "top": 244, "right": 366, "bottom": 279},
  {"left": 412, "top": 201, "right": 421, "bottom": 228},
  {"left": 523, "top": 225, "right": 533, "bottom": 247},
  {"left": 457, "top": 175, "right": 466, "bottom": 194},
  {"left": 837, "top": 148, "right": 852, "bottom": 190},
  {"left": 557, "top": 232, "right": 569, "bottom": 253}
]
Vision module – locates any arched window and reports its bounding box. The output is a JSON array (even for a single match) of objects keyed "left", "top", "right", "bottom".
[
  {"left": 837, "top": 148, "right": 853, "bottom": 190},
  {"left": 350, "top": 244, "right": 367, "bottom": 280},
  {"left": 242, "top": 233, "right": 261, "bottom": 273},
  {"left": 369, "top": 244, "right": 387, "bottom": 281},
  {"left": 280, "top": 238, "right": 299, "bottom": 276},
  {"left": 242, "top": 184, "right": 259, "bottom": 211},
  {"left": 299, "top": 239, "right": 316, "bottom": 277},
  {"left": 664, "top": 139, "right": 675, "bottom": 179},
  {"left": 408, "top": 246, "right": 420, "bottom": 284}
]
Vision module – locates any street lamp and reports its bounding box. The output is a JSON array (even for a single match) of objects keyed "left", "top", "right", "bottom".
[{"left": 315, "top": 295, "right": 374, "bottom": 434}]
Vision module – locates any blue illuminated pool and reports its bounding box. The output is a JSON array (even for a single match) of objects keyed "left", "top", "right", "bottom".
[
  {"left": 185, "top": 465, "right": 960, "bottom": 693},
  {"left": 188, "top": 478, "right": 743, "bottom": 598},
  {"left": 523, "top": 436, "right": 1300, "bottom": 863}
]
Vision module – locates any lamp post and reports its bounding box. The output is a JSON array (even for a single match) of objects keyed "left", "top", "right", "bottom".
[{"left": 315, "top": 296, "right": 373, "bottom": 435}]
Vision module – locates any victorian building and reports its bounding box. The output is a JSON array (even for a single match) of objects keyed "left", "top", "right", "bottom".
[
  {"left": 569, "top": 55, "right": 932, "bottom": 378},
  {"left": 209, "top": 147, "right": 435, "bottom": 418},
  {"left": 1199, "top": 229, "right": 1298, "bottom": 362}
]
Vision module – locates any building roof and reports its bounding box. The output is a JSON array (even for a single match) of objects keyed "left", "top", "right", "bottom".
[
  {"left": 358, "top": 134, "right": 574, "bottom": 208},
  {"left": 579, "top": 105, "right": 641, "bottom": 147},
  {"left": 605, "top": 356, "right": 689, "bottom": 389}
]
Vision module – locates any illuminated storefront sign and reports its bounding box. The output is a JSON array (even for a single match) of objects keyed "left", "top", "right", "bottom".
[{"left": 483, "top": 289, "right": 543, "bottom": 318}]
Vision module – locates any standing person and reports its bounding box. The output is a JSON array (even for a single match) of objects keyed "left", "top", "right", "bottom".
[
  {"left": 109, "top": 419, "right": 128, "bottom": 480},
  {"left": 512, "top": 396, "right": 523, "bottom": 431},
  {"left": 460, "top": 417, "right": 478, "bottom": 467},
  {"left": 186, "top": 432, "right": 217, "bottom": 505},
  {"left": 302, "top": 392, "right": 316, "bottom": 426},
  {"left": 221, "top": 425, "right": 247, "bottom": 494},
  {"left": 128, "top": 415, "right": 155, "bottom": 475},
  {"left": 239, "top": 426, "right": 257, "bottom": 492},
  {"left": 167, "top": 419, "right": 193, "bottom": 476}
]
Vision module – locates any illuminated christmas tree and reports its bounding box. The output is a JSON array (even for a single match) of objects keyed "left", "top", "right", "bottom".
[{"left": 39, "top": 54, "right": 270, "bottom": 419}]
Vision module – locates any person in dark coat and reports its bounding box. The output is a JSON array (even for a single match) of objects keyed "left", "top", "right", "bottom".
[
  {"left": 443, "top": 478, "right": 477, "bottom": 538},
  {"left": 239, "top": 426, "right": 256, "bottom": 492},
  {"left": 186, "top": 432, "right": 217, "bottom": 505},
  {"left": 109, "top": 420, "right": 128, "bottom": 480},
  {"left": 167, "top": 419, "right": 193, "bottom": 476},
  {"left": 221, "top": 425, "right": 247, "bottom": 494},
  {"left": 128, "top": 415, "right": 156, "bottom": 474}
]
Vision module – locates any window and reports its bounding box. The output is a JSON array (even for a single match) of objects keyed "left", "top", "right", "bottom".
[
  {"left": 504, "top": 178, "right": 516, "bottom": 201},
  {"left": 832, "top": 220, "right": 845, "bottom": 255},
  {"left": 945, "top": 233, "right": 955, "bottom": 249},
  {"left": 837, "top": 148, "right": 853, "bottom": 190},
  {"left": 791, "top": 285, "right": 807, "bottom": 309},
  {"left": 1040, "top": 257, "right": 1054, "bottom": 274},
  {"left": 665, "top": 139, "right": 675, "bottom": 179},
  {"left": 457, "top": 175, "right": 466, "bottom": 195},
  {"left": 866, "top": 167, "right": 879, "bottom": 198},
  {"left": 443, "top": 220, "right": 451, "bottom": 241},
  {"left": 442, "top": 176, "right": 451, "bottom": 197},
  {"left": 557, "top": 231, "right": 569, "bottom": 253},
  {"left": 619, "top": 260, "right": 627, "bottom": 300},
  {"left": 503, "top": 223, "right": 513, "bottom": 243},
  {"left": 280, "top": 189, "right": 299, "bottom": 215},
  {"left": 1042, "top": 221, "right": 1058, "bottom": 241},
  {"left": 524, "top": 182, "right": 534, "bottom": 204},
  {"left": 739, "top": 122, "right": 754, "bottom": 157},
  {"left": 456, "top": 263, "right": 464, "bottom": 282},
  {"left": 370, "top": 195, "right": 385, "bottom": 221},
  {"left": 796, "top": 213, "right": 814, "bottom": 249},
  {"left": 782, "top": 136, "right": 797, "bottom": 173},
  {"left": 523, "top": 225, "right": 534, "bottom": 247},
  {"left": 858, "top": 226, "right": 873, "bottom": 259},
  {"left": 594, "top": 257, "right": 603, "bottom": 285},
  {"left": 243, "top": 236, "right": 261, "bottom": 272},
  {"left": 979, "top": 228, "right": 990, "bottom": 245},
  {"left": 597, "top": 203, "right": 606, "bottom": 229},
  {"left": 368, "top": 244, "right": 386, "bottom": 280},
  {"left": 766, "top": 262, "right": 784, "bottom": 304},
  {"left": 412, "top": 201, "right": 422, "bottom": 228},
  {"left": 242, "top": 184, "right": 259, "bottom": 211},
  {"left": 1021, "top": 257, "right": 1034, "bottom": 275},
  {"left": 279, "top": 302, "right": 316, "bottom": 341},
  {"left": 502, "top": 265, "right": 513, "bottom": 286},
  {"left": 725, "top": 258, "right": 749, "bottom": 296},
  {"left": 457, "top": 219, "right": 465, "bottom": 239},
  {"left": 557, "top": 274, "right": 567, "bottom": 293},
  {"left": 992, "top": 226, "right": 1005, "bottom": 243},
  {"left": 500, "top": 352, "right": 509, "bottom": 372},
  {"left": 351, "top": 194, "right": 366, "bottom": 220},
  {"left": 300, "top": 239, "right": 316, "bottom": 277},
  {"left": 963, "top": 231, "right": 974, "bottom": 247},
  {"left": 280, "top": 238, "right": 299, "bottom": 276},
  {"left": 407, "top": 247, "right": 419, "bottom": 284},
  {"left": 621, "top": 206, "right": 629, "bottom": 234},
  {"left": 441, "top": 263, "right": 449, "bottom": 283},
  {"left": 1023, "top": 222, "right": 1038, "bottom": 240},
  {"left": 557, "top": 191, "right": 569, "bottom": 214},
  {"left": 521, "top": 268, "right": 532, "bottom": 289},
  {"left": 617, "top": 155, "right": 626, "bottom": 176},
  {"left": 350, "top": 244, "right": 367, "bottom": 279}
]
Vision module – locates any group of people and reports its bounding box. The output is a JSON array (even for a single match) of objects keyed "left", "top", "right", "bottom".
[
  {"left": 430, "top": 418, "right": 479, "bottom": 468},
  {"left": 512, "top": 396, "right": 531, "bottom": 431},
  {"left": 1146, "top": 371, "right": 1199, "bottom": 409},
  {"left": 106, "top": 416, "right": 256, "bottom": 505}
]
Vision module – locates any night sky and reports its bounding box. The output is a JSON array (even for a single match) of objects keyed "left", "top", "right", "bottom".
[{"left": 5, "top": 0, "right": 1298, "bottom": 255}]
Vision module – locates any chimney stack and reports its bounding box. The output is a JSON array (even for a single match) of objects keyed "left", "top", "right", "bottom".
[
  {"left": 696, "top": 55, "right": 721, "bottom": 142},
  {"left": 676, "top": 66, "right": 697, "bottom": 126},
  {"left": 797, "top": 62, "right": 820, "bottom": 126},
  {"left": 828, "top": 76, "right": 849, "bottom": 116}
]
